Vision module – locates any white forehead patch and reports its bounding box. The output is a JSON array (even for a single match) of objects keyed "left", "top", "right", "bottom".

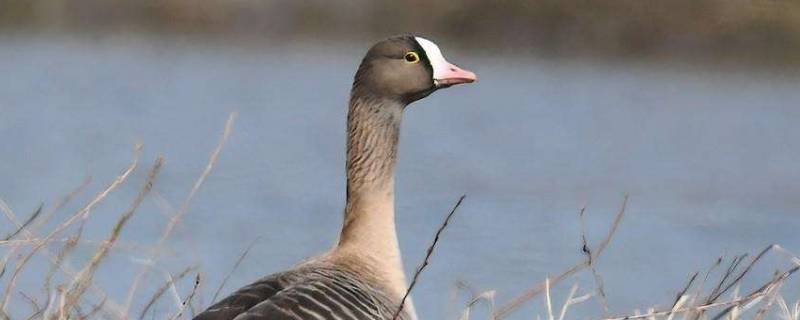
[{"left": 415, "top": 37, "right": 450, "bottom": 79}]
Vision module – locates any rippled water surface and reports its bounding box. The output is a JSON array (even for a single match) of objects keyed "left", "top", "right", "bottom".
[{"left": 1, "top": 35, "right": 799, "bottom": 319}]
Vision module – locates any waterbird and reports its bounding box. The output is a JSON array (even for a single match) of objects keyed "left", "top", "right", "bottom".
[{"left": 195, "top": 35, "right": 476, "bottom": 320}]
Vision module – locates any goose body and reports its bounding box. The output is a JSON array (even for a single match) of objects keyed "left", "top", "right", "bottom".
[{"left": 195, "top": 35, "right": 476, "bottom": 320}]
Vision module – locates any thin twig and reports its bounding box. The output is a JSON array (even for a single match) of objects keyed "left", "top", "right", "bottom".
[
  {"left": 579, "top": 206, "right": 610, "bottom": 315},
  {"left": 493, "top": 194, "right": 628, "bottom": 319},
  {"left": 211, "top": 237, "right": 260, "bottom": 303},
  {"left": 392, "top": 195, "right": 466, "bottom": 320}
]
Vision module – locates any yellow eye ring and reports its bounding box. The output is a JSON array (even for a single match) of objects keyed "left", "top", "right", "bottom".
[{"left": 404, "top": 52, "right": 420, "bottom": 63}]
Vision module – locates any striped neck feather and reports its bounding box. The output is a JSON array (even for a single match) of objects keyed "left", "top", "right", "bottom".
[{"left": 334, "top": 94, "right": 410, "bottom": 308}]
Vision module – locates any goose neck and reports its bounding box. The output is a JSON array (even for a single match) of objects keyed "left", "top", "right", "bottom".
[{"left": 335, "top": 95, "right": 408, "bottom": 297}]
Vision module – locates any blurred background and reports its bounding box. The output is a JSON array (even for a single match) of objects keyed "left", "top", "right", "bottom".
[
  {"left": 1, "top": 1, "right": 799, "bottom": 319},
  {"left": 3, "top": 0, "right": 800, "bottom": 64}
]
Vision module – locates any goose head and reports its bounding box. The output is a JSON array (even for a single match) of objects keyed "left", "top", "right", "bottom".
[{"left": 352, "top": 35, "right": 476, "bottom": 104}]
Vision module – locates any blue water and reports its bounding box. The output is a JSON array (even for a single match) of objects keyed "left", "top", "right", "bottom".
[{"left": 1, "top": 34, "right": 799, "bottom": 319}]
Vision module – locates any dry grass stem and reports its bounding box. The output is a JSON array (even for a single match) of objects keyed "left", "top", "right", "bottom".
[
  {"left": 683, "top": 257, "right": 725, "bottom": 320},
  {"left": 544, "top": 277, "right": 554, "bottom": 320},
  {"left": 44, "top": 233, "right": 80, "bottom": 302},
  {"left": 210, "top": 237, "right": 260, "bottom": 303},
  {"left": 60, "top": 156, "right": 163, "bottom": 316},
  {"left": 773, "top": 245, "right": 800, "bottom": 267},
  {"left": 457, "top": 289, "right": 495, "bottom": 320},
  {"left": 124, "top": 112, "right": 236, "bottom": 313},
  {"left": 579, "top": 206, "right": 610, "bottom": 315},
  {"left": 392, "top": 195, "right": 466, "bottom": 320},
  {"left": 0, "top": 199, "right": 21, "bottom": 229},
  {"left": 602, "top": 295, "right": 763, "bottom": 320},
  {"left": 557, "top": 284, "right": 577, "bottom": 320},
  {"left": 696, "top": 244, "right": 781, "bottom": 319},
  {"left": 775, "top": 295, "right": 800, "bottom": 320},
  {"left": 4, "top": 114, "right": 800, "bottom": 320},
  {"left": 5, "top": 176, "right": 95, "bottom": 306},
  {"left": 2, "top": 204, "right": 42, "bottom": 241},
  {"left": 139, "top": 266, "right": 197, "bottom": 320},
  {"left": 493, "top": 194, "right": 628, "bottom": 319},
  {"left": 31, "top": 177, "right": 93, "bottom": 235},
  {"left": 0, "top": 144, "right": 142, "bottom": 316},
  {"left": 753, "top": 280, "right": 782, "bottom": 320},
  {"left": 18, "top": 291, "right": 41, "bottom": 317},
  {"left": 711, "top": 264, "right": 800, "bottom": 320},
  {"left": 76, "top": 297, "right": 106, "bottom": 320},
  {"left": 0, "top": 238, "right": 156, "bottom": 250},
  {"left": 167, "top": 274, "right": 200, "bottom": 320},
  {"left": 673, "top": 272, "right": 699, "bottom": 309},
  {"left": 454, "top": 281, "right": 496, "bottom": 320},
  {"left": 666, "top": 294, "right": 687, "bottom": 320},
  {"left": 599, "top": 261, "right": 800, "bottom": 320}
]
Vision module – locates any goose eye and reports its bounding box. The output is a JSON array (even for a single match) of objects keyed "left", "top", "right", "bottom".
[{"left": 404, "top": 52, "right": 420, "bottom": 63}]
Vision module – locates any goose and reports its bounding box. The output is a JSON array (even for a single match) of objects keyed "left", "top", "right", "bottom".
[{"left": 195, "top": 35, "right": 476, "bottom": 320}]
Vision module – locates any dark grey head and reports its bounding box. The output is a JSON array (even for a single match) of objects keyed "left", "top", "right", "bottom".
[{"left": 351, "top": 35, "right": 476, "bottom": 104}]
